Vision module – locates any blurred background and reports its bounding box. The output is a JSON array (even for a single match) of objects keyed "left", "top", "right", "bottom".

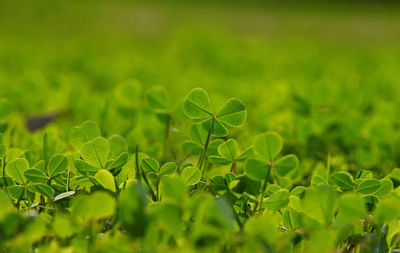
[{"left": 1, "top": 0, "right": 400, "bottom": 173}]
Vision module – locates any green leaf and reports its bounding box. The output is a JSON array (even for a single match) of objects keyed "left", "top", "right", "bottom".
[
  {"left": 291, "top": 186, "right": 307, "bottom": 197},
  {"left": 274, "top": 154, "right": 299, "bottom": 177},
  {"left": 146, "top": 86, "right": 168, "bottom": 110},
  {"left": 0, "top": 133, "right": 6, "bottom": 158},
  {"left": 201, "top": 118, "right": 228, "bottom": 137},
  {"left": 311, "top": 175, "right": 327, "bottom": 187},
  {"left": 34, "top": 183, "right": 54, "bottom": 197},
  {"left": 72, "top": 191, "right": 115, "bottom": 221},
  {"left": 237, "top": 146, "right": 255, "bottom": 162},
  {"left": 217, "top": 139, "right": 237, "bottom": 162},
  {"left": 373, "top": 195, "right": 400, "bottom": 223},
  {"left": 283, "top": 209, "right": 300, "bottom": 230},
  {"left": 7, "top": 185, "right": 24, "bottom": 200},
  {"left": 5, "top": 158, "right": 29, "bottom": 184},
  {"left": 109, "top": 135, "right": 128, "bottom": 160},
  {"left": 330, "top": 171, "right": 354, "bottom": 191},
  {"left": 207, "top": 139, "right": 225, "bottom": 156},
  {"left": 159, "top": 162, "right": 177, "bottom": 176},
  {"left": 357, "top": 179, "right": 381, "bottom": 194},
  {"left": 94, "top": 169, "right": 116, "bottom": 192},
  {"left": 0, "top": 190, "right": 13, "bottom": 219},
  {"left": 254, "top": 132, "right": 283, "bottom": 162},
  {"left": 338, "top": 192, "right": 366, "bottom": 220},
  {"left": 302, "top": 184, "right": 337, "bottom": 224},
  {"left": 141, "top": 157, "right": 159, "bottom": 175},
  {"left": 48, "top": 154, "right": 68, "bottom": 178},
  {"left": 209, "top": 156, "right": 230, "bottom": 165},
  {"left": 216, "top": 98, "right": 246, "bottom": 127},
  {"left": 114, "top": 79, "right": 142, "bottom": 106},
  {"left": 181, "top": 166, "right": 201, "bottom": 185},
  {"left": 266, "top": 184, "right": 281, "bottom": 195},
  {"left": 0, "top": 176, "right": 13, "bottom": 187},
  {"left": 106, "top": 152, "right": 128, "bottom": 170},
  {"left": 160, "top": 176, "right": 186, "bottom": 204},
  {"left": 81, "top": 136, "right": 110, "bottom": 168},
  {"left": 264, "top": 189, "right": 290, "bottom": 211},
  {"left": 182, "top": 141, "right": 202, "bottom": 155},
  {"left": 189, "top": 123, "right": 207, "bottom": 145},
  {"left": 245, "top": 158, "right": 270, "bottom": 182},
  {"left": 69, "top": 121, "right": 100, "bottom": 150},
  {"left": 375, "top": 179, "right": 393, "bottom": 198},
  {"left": 54, "top": 191, "right": 76, "bottom": 201},
  {"left": 183, "top": 88, "right": 213, "bottom": 119},
  {"left": 24, "top": 168, "right": 48, "bottom": 183},
  {"left": 75, "top": 160, "right": 99, "bottom": 175}
]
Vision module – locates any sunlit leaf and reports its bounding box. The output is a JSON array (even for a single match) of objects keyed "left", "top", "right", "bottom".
[
  {"left": 274, "top": 154, "right": 299, "bottom": 177},
  {"left": 254, "top": 132, "right": 282, "bottom": 162},
  {"left": 183, "top": 88, "right": 213, "bottom": 119},
  {"left": 5, "top": 158, "right": 29, "bottom": 184},
  {"left": 81, "top": 136, "right": 110, "bottom": 168},
  {"left": 216, "top": 98, "right": 246, "bottom": 127}
]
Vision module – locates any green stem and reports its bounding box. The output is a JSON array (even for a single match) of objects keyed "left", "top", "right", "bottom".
[
  {"left": 198, "top": 116, "right": 215, "bottom": 172},
  {"left": 243, "top": 196, "right": 249, "bottom": 221},
  {"left": 1, "top": 157, "right": 6, "bottom": 188},
  {"left": 225, "top": 179, "right": 242, "bottom": 229},
  {"left": 1, "top": 157, "right": 4, "bottom": 177},
  {"left": 230, "top": 161, "right": 237, "bottom": 173},
  {"left": 326, "top": 153, "right": 331, "bottom": 183},
  {"left": 135, "top": 145, "right": 141, "bottom": 182},
  {"left": 163, "top": 114, "right": 172, "bottom": 160},
  {"left": 43, "top": 133, "right": 48, "bottom": 168},
  {"left": 135, "top": 147, "right": 156, "bottom": 201},
  {"left": 66, "top": 169, "right": 71, "bottom": 192},
  {"left": 156, "top": 175, "right": 160, "bottom": 201},
  {"left": 253, "top": 164, "right": 272, "bottom": 215},
  {"left": 140, "top": 166, "right": 157, "bottom": 201}
]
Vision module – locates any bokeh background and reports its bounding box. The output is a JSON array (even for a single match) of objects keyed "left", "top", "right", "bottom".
[{"left": 1, "top": 0, "right": 400, "bottom": 174}]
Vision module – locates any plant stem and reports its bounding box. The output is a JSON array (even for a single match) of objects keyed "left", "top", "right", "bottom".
[
  {"left": 253, "top": 164, "right": 272, "bottom": 215},
  {"left": 1, "top": 157, "right": 6, "bottom": 189},
  {"left": 224, "top": 179, "right": 242, "bottom": 229},
  {"left": 198, "top": 116, "right": 215, "bottom": 172},
  {"left": 43, "top": 133, "right": 48, "bottom": 168},
  {"left": 141, "top": 167, "right": 157, "bottom": 201},
  {"left": 66, "top": 169, "right": 71, "bottom": 192},
  {"left": 230, "top": 161, "right": 237, "bottom": 173},
  {"left": 136, "top": 147, "right": 156, "bottom": 201},
  {"left": 1, "top": 157, "right": 4, "bottom": 177},
  {"left": 135, "top": 145, "right": 141, "bottom": 182},
  {"left": 163, "top": 114, "right": 172, "bottom": 160},
  {"left": 156, "top": 175, "right": 160, "bottom": 201},
  {"left": 326, "top": 153, "right": 331, "bottom": 183}
]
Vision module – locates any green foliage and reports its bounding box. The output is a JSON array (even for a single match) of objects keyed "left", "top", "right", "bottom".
[
  {"left": 1, "top": 85, "right": 400, "bottom": 253},
  {"left": 181, "top": 166, "right": 201, "bottom": 185},
  {"left": 254, "top": 132, "right": 282, "bottom": 162},
  {"left": 94, "top": 169, "right": 116, "bottom": 192},
  {"left": 81, "top": 136, "right": 110, "bottom": 169},
  {"left": 69, "top": 121, "right": 101, "bottom": 150},
  {"left": 245, "top": 158, "right": 269, "bottom": 182},
  {"left": 183, "top": 88, "right": 246, "bottom": 137},
  {"left": 5, "top": 158, "right": 29, "bottom": 184},
  {"left": 331, "top": 171, "right": 354, "bottom": 191}
]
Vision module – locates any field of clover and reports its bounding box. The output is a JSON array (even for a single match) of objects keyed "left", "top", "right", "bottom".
[{"left": 0, "top": 83, "right": 400, "bottom": 253}]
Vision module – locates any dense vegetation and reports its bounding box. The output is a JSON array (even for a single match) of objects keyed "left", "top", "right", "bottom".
[{"left": 2, "top": 1, "right": 400, "bottom": 252}]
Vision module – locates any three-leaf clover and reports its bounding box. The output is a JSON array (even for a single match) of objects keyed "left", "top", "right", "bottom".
[
  {"left": 209, "top": 138, "right": 254, "bottom": 172},
  {"left": 72, "top": 126, "right": 129, "bottom": 193},
  {"left": 183, "top": 88, "right": 246, "bottom": 137}
]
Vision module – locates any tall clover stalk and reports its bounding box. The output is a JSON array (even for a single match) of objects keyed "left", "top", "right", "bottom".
[{"left": 183, "top": 88, "right": 247, "bottom": 172}]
